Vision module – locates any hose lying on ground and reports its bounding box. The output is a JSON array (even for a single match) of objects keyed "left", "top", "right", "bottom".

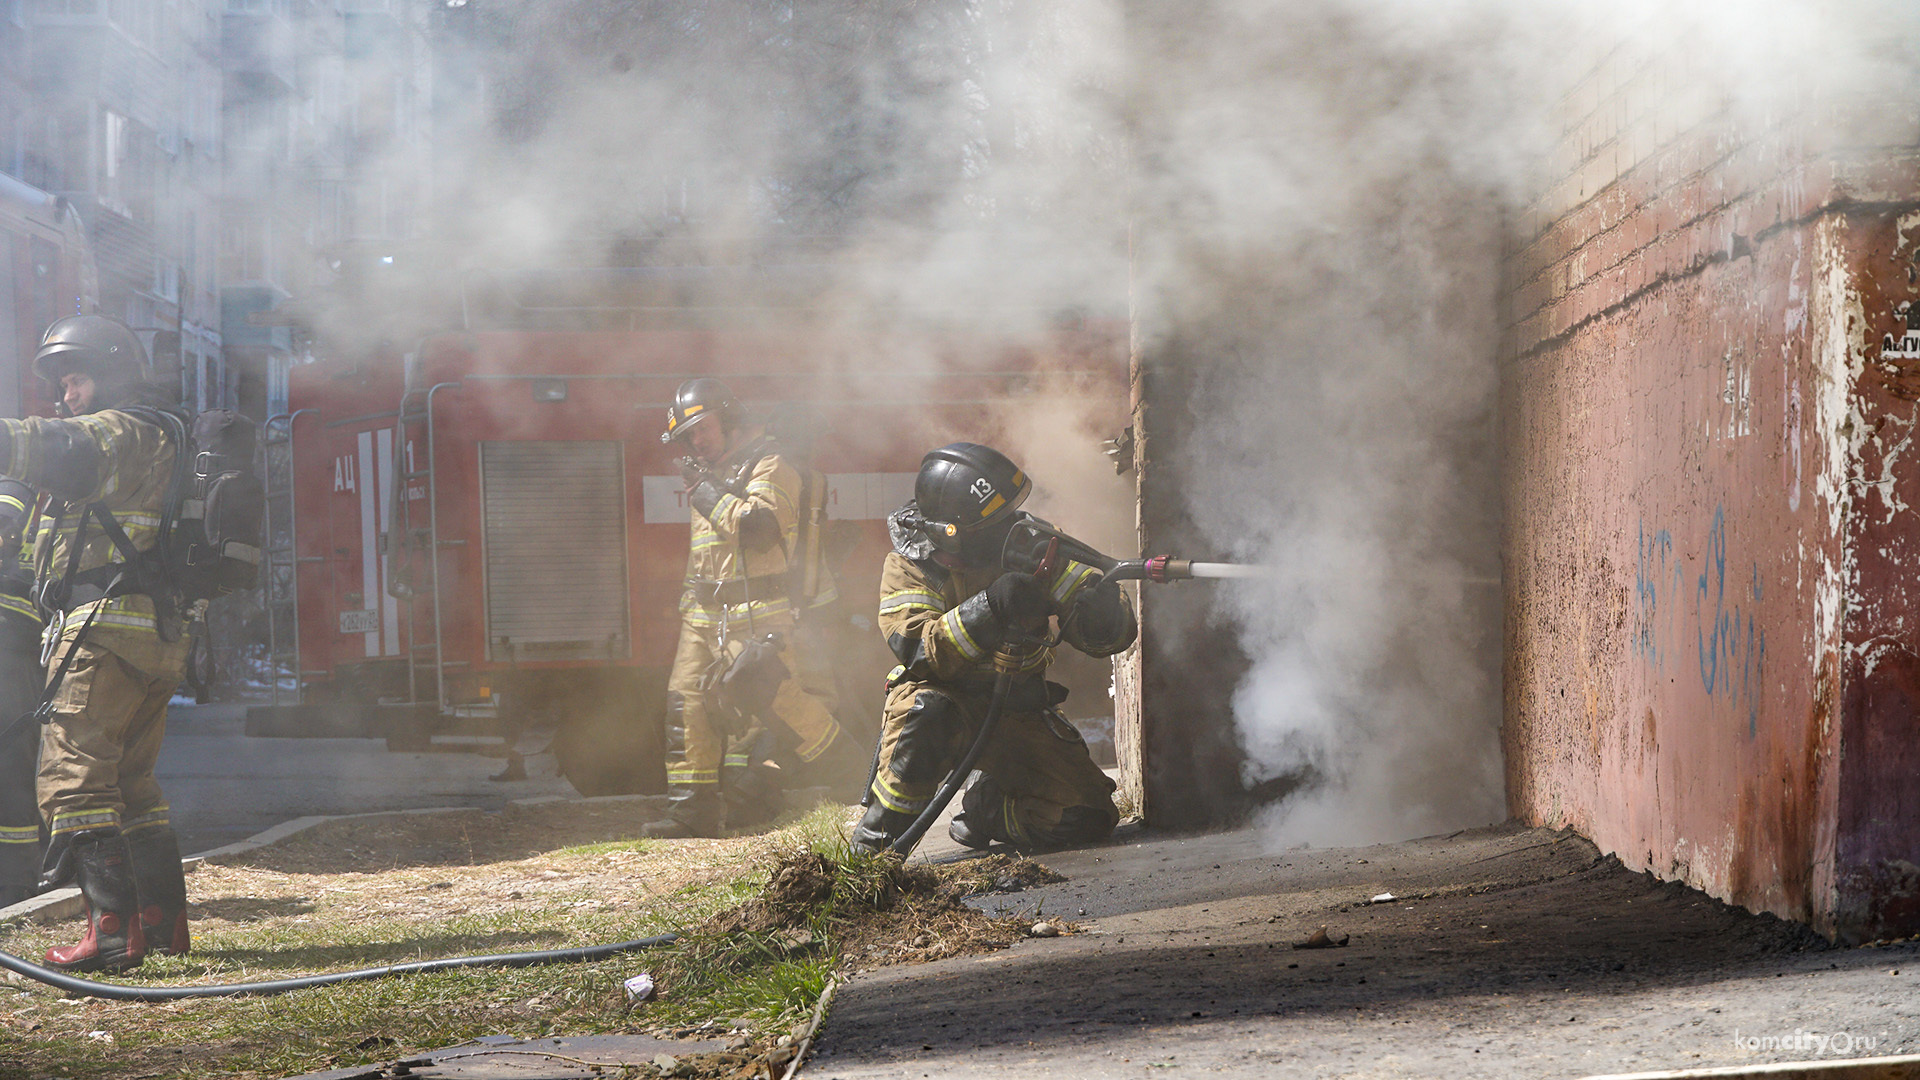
[
  {"left": 887, "top": 666, "right": 1014, "bottom": 859},
  {"left": 0, "top": 934, "right": 677, "bottom": 1002}
]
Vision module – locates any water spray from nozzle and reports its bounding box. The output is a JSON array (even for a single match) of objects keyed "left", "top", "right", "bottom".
[{"left": 1120, "top": 554, "right": 1276, "bottom": 584}]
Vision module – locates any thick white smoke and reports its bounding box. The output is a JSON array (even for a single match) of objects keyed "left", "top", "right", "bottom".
[
  {"left": 1123, "top": 0, "right": 1920, "bottom": 846},
  {"left": 309, "top": 0, "right": 1917, "bottom": 843}
]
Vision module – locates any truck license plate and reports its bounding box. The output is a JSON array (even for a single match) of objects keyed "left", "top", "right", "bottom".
[{"left": 339, "top": 609, "right": 380, "bottom": 634}]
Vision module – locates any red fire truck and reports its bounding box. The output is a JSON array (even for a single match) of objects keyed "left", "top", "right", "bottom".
[{"left": 248, "top": 267, "right": 1129, "bottom": 795}]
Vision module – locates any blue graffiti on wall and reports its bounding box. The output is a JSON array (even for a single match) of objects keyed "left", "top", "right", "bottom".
[
  {"left": 1634, "top": 521, "right": 1678, "bottom": 669},
  {"left": 1693, "top": 506, "right": 1767, "bottom": 736},
  {"left": 1636, "top": 506, "right": 1766, "bottom": 735}
]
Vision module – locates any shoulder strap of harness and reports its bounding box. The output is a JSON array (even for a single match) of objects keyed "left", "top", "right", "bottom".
[{"left": 83, "top": 405, "right": 190, "bottom": 641}]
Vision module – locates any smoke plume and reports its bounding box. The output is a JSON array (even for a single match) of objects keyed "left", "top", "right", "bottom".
[
  {"left": 302, "top": 0, "right": 1918, "bottom": 841},
  {"left": 1123, "top": 0, "right": 1920, "bottom": 846}
]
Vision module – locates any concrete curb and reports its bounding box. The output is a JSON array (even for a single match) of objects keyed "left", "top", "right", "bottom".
[{"left": 1581, "top": 1053, "right": 1920, "bottom": 1079}]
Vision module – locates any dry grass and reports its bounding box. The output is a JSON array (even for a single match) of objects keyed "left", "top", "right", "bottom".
[
  {"left": 0, "top": 801, "right": 843, "bottom": 1080},
  {"left": 0, "top": 799, "right": 1058, "bottom": 1080}
]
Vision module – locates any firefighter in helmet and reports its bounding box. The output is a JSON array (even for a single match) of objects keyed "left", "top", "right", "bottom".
[
  {"left": 0, "top": 476, "right": 45, "bottom": 907},
  {"left": 0, "top": 315, "right": 194, "bottom": 971},
  {"left": 642, "top": 378, "right": 857, "bottom": 839},
  {"left": 851, "top": 443, "right": 1136, "bottom": 855}
]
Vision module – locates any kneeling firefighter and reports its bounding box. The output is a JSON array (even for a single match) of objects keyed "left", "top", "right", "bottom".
[
  {"left": 852, "top": 443, "right": 1137, "bottom": 855},
  {"left": 4, "top": 316, "right": 194, "bottom": 972},
  {"left": 643, "top": 378, "right": 859, "bottom": 839}
]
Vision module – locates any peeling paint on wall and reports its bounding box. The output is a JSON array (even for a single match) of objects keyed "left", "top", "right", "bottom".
[{"left": 1809, "top": 216, "right": 1863, "bottom": 659}]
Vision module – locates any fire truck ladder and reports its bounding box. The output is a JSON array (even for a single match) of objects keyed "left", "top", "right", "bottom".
[
  {"left": 395, "top": 382, "right": 462, "bottom": 713},
  {"left": 261, "top": 409, "right": 317, "bottom": 707}
]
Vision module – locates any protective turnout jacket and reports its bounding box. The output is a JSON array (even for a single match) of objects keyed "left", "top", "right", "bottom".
[
  {"left": 876, "top": 506, "right": 1136, "bottom": 690},
  {"left": 0, "top": 404, "right": 192, "bottom": 676},
  {"left": 0, "top": 480, "right": 38, "bottom": 626},
  {"left": 681, "top": 434, "right": 836, "bottom": 631}
]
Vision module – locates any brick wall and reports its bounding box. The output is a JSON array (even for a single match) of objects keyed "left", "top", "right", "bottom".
[{"left": 1503, "top": 52, "right": 1920, "bottom": 939}]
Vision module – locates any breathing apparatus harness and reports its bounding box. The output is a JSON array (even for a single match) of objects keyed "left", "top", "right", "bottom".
[{"left": 682, "top": 434, "right": 831, "bottom": 739}]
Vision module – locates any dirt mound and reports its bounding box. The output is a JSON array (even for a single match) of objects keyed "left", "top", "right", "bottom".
[
  {"left": 942, "top": 852, "right": 1068, "bottom": 894},
  {"left": 698, "top": 850, "right": 1052, "bottom": 969},
  {"left": 649, "top": 852, "right": 1062, "bottom": 1079}
]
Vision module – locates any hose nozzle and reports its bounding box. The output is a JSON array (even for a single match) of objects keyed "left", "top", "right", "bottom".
[{"left": 1144, "top": 555, "right": 1192, "bottom": 583}]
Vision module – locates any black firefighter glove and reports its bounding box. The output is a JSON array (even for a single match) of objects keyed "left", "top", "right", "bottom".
[
  {"left": 681, "top": 458, "right": 725, "bottom": 521},
  {"left": 985, "top": 571, "right": 1050, "bottom": 638},
  {"left": 704, "top": 633, "right": 790, "bottom": 738},
  {"left": 1069, "top": 578, "right": 1134, "bottom": 651}
]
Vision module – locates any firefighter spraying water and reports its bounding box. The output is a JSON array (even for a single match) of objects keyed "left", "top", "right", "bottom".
[
  {"left": 851, "top": 442, "right": 1272, "bottom": 859},
  {"left": 0, "top": 431, "right": 1262, "bottom": 1000}
]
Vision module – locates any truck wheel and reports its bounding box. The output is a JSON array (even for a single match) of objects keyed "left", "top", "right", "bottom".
[{"left": 552, "top": 671, "right": 667, "bottom": 797}]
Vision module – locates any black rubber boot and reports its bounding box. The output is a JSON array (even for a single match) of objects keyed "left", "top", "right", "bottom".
[
  {"left": 723, "top": 763, "right": 786, "bottom": 830},
  {"left": 45, "top": 830, "right": 146, "bottom": 973},
  {"left": 641, "top": 789, "right": 725, "bottom": 839},
  {"left": 127, "top": 826, "right": 191, "bottom": 956},
  {"left": 850, "top": 803, "right": 919, "bottom": 855},
  {"left": 948, "top": 775, "right": 1007, "bottom": 851}
]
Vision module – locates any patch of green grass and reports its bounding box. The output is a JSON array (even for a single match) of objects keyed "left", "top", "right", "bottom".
[{"left": 641, "top": 932, "right": 834, "bottom": 1033}]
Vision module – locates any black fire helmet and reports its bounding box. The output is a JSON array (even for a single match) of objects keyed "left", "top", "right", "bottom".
[
  {"left": 33, "top": 315, "right": 148, "bottom": 403},
  {"left": 660, "top": 377, "right": 737, "bottom": 444},
  {"left": 913, "top": 442, "right": 1032, "bottom": 560}
]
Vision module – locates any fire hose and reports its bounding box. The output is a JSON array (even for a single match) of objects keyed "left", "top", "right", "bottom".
[
  {"left": 0, "top": 934, "right": 678, "bottom": 1001},
  {"left": 884, "top": 518, "right": 1270, "bottom": 858},
  {"left": 6, "top": 526, "right": 1264, "bottom": 990}
]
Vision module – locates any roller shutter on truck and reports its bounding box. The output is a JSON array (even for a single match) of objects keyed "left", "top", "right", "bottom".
[{"left": 479, "top": 441, "right": 631, "bottom": 662}]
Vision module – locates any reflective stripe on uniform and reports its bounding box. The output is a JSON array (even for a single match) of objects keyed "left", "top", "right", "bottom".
[
  {"left": 666, "top": 767, "right": 720, "bottom": 786},
  {"left": 745, "top": 478, "right": 793, "bottom": 507},
  {"left": 1050, "top": 561, "right": 1100, "bottom": 606},
  {"left": 49, "top": 808, "right": 119, "bottom": 836},
  {"left": 869, "top": 773, "right": 932, "bottom": 815},
  {"left": 7, "top": 426, "right": 31, "bottom": 480},
  {"left": 937, "top": 607, "right": 986, "bottom": 662},
  {"left": 794, "top": 716, "right": 841, "bottom": 762},
  {"left": 1000, "top": 791, "right": 1028, "bottom": 847},
  {"left": 0, "top": 825, "right": 37, "bottom": 845},
  {"left": 66, "top": 602, "right": 167, "bottom": 634},
  {"left": 123, "top": 806, "right": 170, "bottom": 834},
  {"left": 681, "top": 596, "right": 795, "bottom": 629},
  {"left": 879, "top": 588, "right": 944, "bottom": 616}
]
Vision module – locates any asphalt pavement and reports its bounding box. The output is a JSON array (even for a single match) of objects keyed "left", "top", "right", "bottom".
[{"left": 156, "top": 703, "right": 576, "bottom": 856}]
